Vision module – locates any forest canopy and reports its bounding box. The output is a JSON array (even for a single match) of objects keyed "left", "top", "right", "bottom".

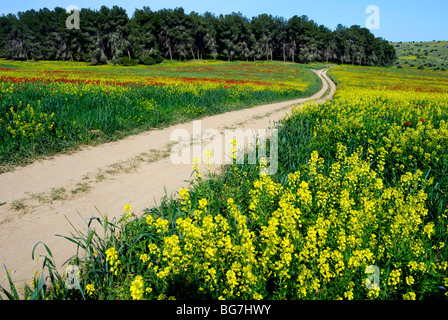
[{"left": 0, "top": 6, "right": 397, "bottom": 66}]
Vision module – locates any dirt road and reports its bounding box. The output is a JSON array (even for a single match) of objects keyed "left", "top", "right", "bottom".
[{"left": 0, "top": 68, "right": 336, "bottom": 293}]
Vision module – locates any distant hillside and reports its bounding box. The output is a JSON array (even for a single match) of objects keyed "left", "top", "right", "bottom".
[{"left": 392, "top": 40, "right": 448, "bottom": 71}]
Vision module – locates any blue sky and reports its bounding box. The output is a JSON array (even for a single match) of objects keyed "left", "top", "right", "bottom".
[{"left": 1, "top": 0, "right": 447, "bottom": 42}]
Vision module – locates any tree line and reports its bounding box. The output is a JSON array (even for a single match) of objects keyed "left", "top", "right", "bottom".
[{"left": 0, "top": 6, "right": 397, "bottom": 66}]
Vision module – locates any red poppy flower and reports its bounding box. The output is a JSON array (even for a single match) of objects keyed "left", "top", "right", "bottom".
[
  {"left": 419, "top": 118, "right": 424, "bottom": 122},
  {"left": 405, "top": 121, "right": 410, "bottom": 126}
]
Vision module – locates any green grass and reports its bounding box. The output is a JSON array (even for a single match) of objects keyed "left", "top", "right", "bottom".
[
  {"left": 392, "top": 40, "right": 448, "bottom": 71},
  {"left": 0, "top": 60, "right": 322, "bottom": 170}
]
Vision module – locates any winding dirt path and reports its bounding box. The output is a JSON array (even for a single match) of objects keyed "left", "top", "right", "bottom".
[{"left": 0, "top": 68, "right": 336, "bottom": 293}]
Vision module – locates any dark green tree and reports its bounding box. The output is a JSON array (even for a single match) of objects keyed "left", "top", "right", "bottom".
[{"left": 0, "top": 5, "right": 397, "bottom": 66}]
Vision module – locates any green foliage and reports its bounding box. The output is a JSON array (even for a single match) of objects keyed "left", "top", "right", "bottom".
[
  {"left": 4, "top": 65, "right": 448, "bottom": 301},
  {"left": 0, "top": 5, "right": 396, "bottom": 66},
  {"left": 393, "top": 41, "right": 448, "bottom": 71},
  {"left": 140, "top": 56, "right": 159, "bottom": 65}
]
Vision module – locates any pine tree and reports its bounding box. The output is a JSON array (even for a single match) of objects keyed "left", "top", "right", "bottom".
[{"left": 0, "top": 5, "right": 397, "bottom": 66}]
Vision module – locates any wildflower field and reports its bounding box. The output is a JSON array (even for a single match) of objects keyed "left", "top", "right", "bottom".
[
  {"left": 0, "top": 59, "right": 320, "bottom": 170},
  {"left": 2, "top": 64, "right": 448, "bottom": 301}
]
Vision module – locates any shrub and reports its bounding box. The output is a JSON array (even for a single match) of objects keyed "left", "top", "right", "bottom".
[{"left": 121, "top": 57, "right": 138, "bottom": 66}]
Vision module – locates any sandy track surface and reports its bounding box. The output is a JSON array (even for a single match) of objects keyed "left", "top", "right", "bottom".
[{"left": 0, "top": 68, "right": 336, "bottom": 292}]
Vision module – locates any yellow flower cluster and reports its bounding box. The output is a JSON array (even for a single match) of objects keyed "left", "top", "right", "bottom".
[
  {"left": 3, "top": 101, "right": 63, "bottom": 140},
  {"left": 179, "top": 188, "right": 191, "bottom": 210},
  {"left": 128, "top": 137, "right": 446, "bottom": 299},
  {"left": 290, "top": 84, "right": 448, "bottom": 181},
  {"left": 105, "top": 247, "right": 120, "bottom": 276},
  {"left": 86, "top": 284, "right": 95, "bottom": 297},
  {"left": 130, "top": 275, "right": 145, "bottom": 300}
]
